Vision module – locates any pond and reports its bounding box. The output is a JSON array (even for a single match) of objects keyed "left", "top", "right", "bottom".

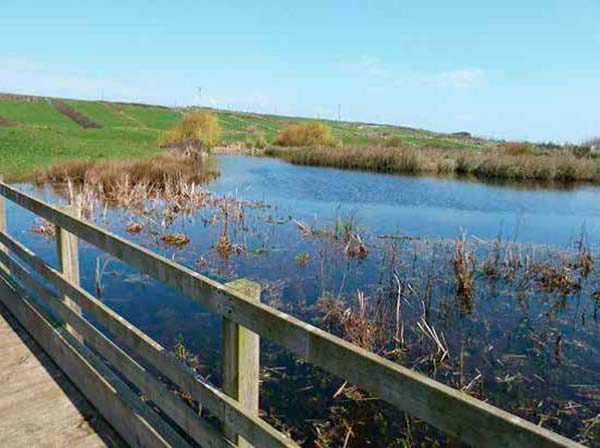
[
  {"left": 209, "top": 155, "right": 600, "bottom": 247},
  {"left": 3, "top": 155, "right": 599, "bottom": 446}
]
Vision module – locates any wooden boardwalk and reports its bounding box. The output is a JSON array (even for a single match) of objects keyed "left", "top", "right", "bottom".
[{"left": 0, "top": 302, "right": 123, "bottom": 447}]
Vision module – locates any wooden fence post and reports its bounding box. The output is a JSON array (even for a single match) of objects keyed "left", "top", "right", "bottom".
[
  {"left": 222, "top": 279, "right": 261, "bottom": 448},
  {"left": 55, "top": 205, "right": 82, "bottom": 343}
]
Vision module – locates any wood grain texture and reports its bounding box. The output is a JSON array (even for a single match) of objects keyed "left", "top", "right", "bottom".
[
  {"left": 0, "top": 274, "right": 186, "bottom": 448},
  {"left": 223, "top": 279, "right": 261, "bottom": 448},
  {"left": 0, "top": 301, "right": 123, "bottom": 448}
]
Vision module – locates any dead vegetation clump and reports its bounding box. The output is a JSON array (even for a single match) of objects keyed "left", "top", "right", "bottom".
[
  {"left": 318, "top": 291, "right": 385, "bottom": 351},
  {"left": 126, "top": 222, "right": 144, "bottom": 234},
  {"left": 38, "top": 151, "right": 207, "bottom": 203},
  {"left": 30, "top": 219, "right": 56, "bottom": 237},
  {"left": 160, "top": 233, "right": 190, "bottom": 248},
  {"left": 453, "top": 233, "right": 475, "bottom": 311},
  {"left": 502, "top": 142, "right": 532, "bottom": 155},
  {"left": 344, "top": 234, "right": 369, "bottom": 259}
]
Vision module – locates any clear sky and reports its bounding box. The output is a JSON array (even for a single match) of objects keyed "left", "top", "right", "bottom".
[{"left": 2, "top": 1, "right": 599, "bottom": 142}]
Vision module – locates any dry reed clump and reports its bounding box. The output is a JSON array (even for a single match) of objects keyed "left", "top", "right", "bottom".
[
  {"left": 453, "top": 233, "right": 475, "bottom": 312},
  {"left": 160, "top": 233, "right": 190, "bottom": 248},
  {"left": 273, "top": 122, "right": 340, "bottom": 147},
  {"left": 318, "top": 291, "right": 385, "bottom": 351},
  {"left": 502, "top": 142, "right": 532, "bottom": 155},
  {"left": 38, "top": 151, "right": 206, "bottom": 202},
  {"left": 255, "top": 132, "right": 267, "bottom": 149},
  {"left": 42, "top": 159, "right": 96, "bottom": 184},
  {"left": 161, "top": 111, "right": 221, "bottom": 150},
  {"left": 126, "top": 222, "right": 144, "bottom": 234},
  {"left": 270, "top": 145, "right": 426, "bottom": 174},
  {"left": 30, "top": 219, "right": 56, "bottom": 237},
  {"left": 344, "top": 234, "right": 369, "bottom": 259}
]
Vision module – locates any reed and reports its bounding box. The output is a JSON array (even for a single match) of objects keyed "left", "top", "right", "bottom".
[
  {"left": 37, "top": 151, "right": 207, "bottom": 201},
  {"left": 266, "top": 144, "right": 600, "bottom": 184}
]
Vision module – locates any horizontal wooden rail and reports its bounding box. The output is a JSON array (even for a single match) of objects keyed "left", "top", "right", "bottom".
[
  {"left": 0, "top": 182, "right": 584, "bottom": 448},
  {"left": 0, "top": 270, "right": 187, "bottom": 447},
  {"left": 0, "top": 249, "right": 229, "bottom": 448},
  {"left": 0, "top": 230, "right": 295, "bottom": 448}
]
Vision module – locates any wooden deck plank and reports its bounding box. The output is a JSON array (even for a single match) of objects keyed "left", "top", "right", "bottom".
[{"left": 0, "top": 301, "right": 125, "bottom": 448}]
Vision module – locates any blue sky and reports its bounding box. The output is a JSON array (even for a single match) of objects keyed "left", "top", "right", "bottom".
[{"left": 2, "top": 1, "right": 599, "bottom": 142}]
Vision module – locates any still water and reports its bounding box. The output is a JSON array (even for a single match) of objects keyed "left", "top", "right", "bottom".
[
  {"left": 210, "top": 155, "right": 600, "bottom": 246},
  {"left": 4, "top": 155, "right": 599, "bottom": 446}
]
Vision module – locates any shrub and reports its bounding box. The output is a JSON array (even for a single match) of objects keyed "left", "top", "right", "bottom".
[
  {"left": 502, "top": 142, "right": 532, "bottom": 156},
  {"left": 274, "top": 122, "right": 340, "bottom": 147},
  {"left": 162, "top": 111, "right": 221, "bottom": 149}
]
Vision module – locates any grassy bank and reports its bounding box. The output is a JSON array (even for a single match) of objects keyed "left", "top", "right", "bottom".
[
  {"left": 0, "top": 93, "right": 490, "bottom": 180},
  {"left": 265, "top": 145, "right": 600, "bottom": 184}
]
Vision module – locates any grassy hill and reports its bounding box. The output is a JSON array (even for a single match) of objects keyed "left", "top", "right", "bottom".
[{"left": 0, "top": 93, "right": 490, "bottom": 180}]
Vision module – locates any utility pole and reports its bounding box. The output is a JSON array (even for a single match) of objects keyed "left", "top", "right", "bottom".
[{"left": 337, "top": 103, "right": 342, "bottom": 121}]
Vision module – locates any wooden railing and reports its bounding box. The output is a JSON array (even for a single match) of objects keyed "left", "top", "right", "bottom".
[{"left": 0, "top": 181, "right": 584, "bottom": 448}]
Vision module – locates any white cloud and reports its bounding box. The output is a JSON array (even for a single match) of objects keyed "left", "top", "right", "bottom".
[{"left": 433, "top": 69, "right": 485, "bottom": 89}]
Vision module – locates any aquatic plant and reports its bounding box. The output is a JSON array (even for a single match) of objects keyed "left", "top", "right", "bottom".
[
  {"left": 94, "top": 256, "right": 111, "bottom": 298},
  {"left": 160, "top": 232, "right": 190, "bottom": 248},
  {"left": 452, "top": 232, "right": 475, "bottom": 311},
  {"left": 266, "top": 144, "right": 600, "bottom": 184}
]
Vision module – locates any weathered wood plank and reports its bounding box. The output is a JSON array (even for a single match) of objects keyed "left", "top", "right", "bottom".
[
  {"left": 0, "top": 182, "right": 583, "bottom": 447},
  {"left": 55, "top": 205, "right": 82, "bottom": 343},
  {"left": 0, "top": 228, "right": 296, "bottom": 448},
  {"left": 0, "top": 273, "right": 186, "bottom": 448},
  {"left": 0, "top": 301, "right": 124, "bottom": 448},
  {"left": 0, "top": 249, "right": 231, "bottom": 448},
  {"left": 223, "top": 279, "right": 261, "bottom": 448}
]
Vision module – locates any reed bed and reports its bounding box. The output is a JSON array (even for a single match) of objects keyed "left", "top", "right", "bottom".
[
  {"left": 38, "top": 151, "right": 208, "bottom": 201},
  {"left": 266, "top": 144, "right": 600, "bottom": 184}
]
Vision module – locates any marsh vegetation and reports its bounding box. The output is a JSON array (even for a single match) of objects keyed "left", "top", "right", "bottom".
[
  {"left": 19, "top": 154, "right": 599, "bottom": 446},
  {"left": 266, "top": 142, "right": 600, "bottom": 185}
]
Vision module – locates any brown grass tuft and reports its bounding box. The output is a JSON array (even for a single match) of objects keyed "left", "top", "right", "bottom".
[{"left": 502, "top": 142, "right": 532, "bottom": 156}]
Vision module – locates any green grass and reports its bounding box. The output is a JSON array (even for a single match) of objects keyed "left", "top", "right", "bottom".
[
  {"left": 119, "top": 104, "right": 182, "bottom": 129},
  {"left": 63, "top": 100, "right": 137, "bottom": 128},
  {"left": 0, "top": 100, "right": 79, "bottom": 129},
  {"left": 0, "top": 93, "right": 491, "bottom": 180},
  {"left": 0, "top": 126, "right": 161, "bottom": 179}
]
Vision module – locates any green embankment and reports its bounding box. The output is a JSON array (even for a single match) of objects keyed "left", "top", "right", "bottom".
[{"left": 0, "top": 93, "right": 488, "bottom": 180}]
